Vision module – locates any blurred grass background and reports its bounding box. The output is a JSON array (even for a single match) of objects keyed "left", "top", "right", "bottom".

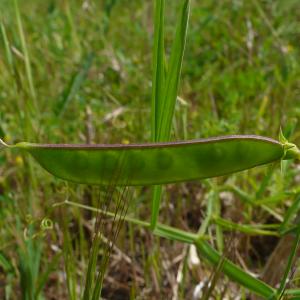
[{"left": 1, "top": 0, "right": 300, "bottom": 299}]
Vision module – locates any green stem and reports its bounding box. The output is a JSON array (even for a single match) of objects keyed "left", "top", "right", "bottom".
[
  {"left": 0, "top": 138, "right": 8, "bottom": 149},
  {"left": 197, "top": 189, "right": 214, "bottom": 236},
  {"left": 56, "top": 199, "right": 200, "bottom": 243},
  {"left": 212, "top": 216, "right": 280, "bottom": 236},
  {"left": 53, "top": 200, "right": 149, "bottom": 228},
  {"left": 150, "top": 185, "right": 162, "bottom": 230}
]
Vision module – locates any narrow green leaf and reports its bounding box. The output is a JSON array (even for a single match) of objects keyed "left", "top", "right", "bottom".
[
  {"left": 157, "top": 0, "right": 190, "bottom": 141},
  {"left": 194, "top": 239, "right": 276, "bottom": 298},
  {"left": 280, "top": 193, "right": 300, "bottom": 234},
  {"left": 197, "top": 189, "right": 214, "bottom": 236},
  {"left": 214, "top": 192, "right": 224, "bottom": 252},
  {"left": 276, "top": 225, "right": 300, "bottom": 298},
  {"left": 56, "top": 53, "right": 94, "bottom": 117},
  {"left": 0, "top": 252, "right": 14, "bottom": 273},
  {"left": 213, "top": 216, "right": 279, "bottom": 236},
  {"left": 150, "top": 0, "right": 190, "bottom": 229},
  {"left": 151, "top": 0, "right": 165, "bottom": 142},
  {"left": 255, "top": 163, "right": 276, "bottom": 199},
  {"left": 35, "top": 252, "right": 62, "bottom": 298},
  {"left": 284, "top": 289, "right": 300, "bottom": 297},
  {"left": 0, "top": 22, "right": 14, "bottom": 70},
  {"left": 13, "top": 0, "right": 37, "bottom": 109},
  {"left": 150, "top": 185, "right": 162, "bottom": 229},
  {"left": 155, "top": 223, "right": 197, "bottom": 243},
  {"left": 62, "top": 216, "right": 77, "bottom": 300}
]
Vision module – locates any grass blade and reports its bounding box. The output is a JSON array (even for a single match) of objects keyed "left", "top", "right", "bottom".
[
  {"left": 194, "top": 239, "right": 275, "bottom": 298},
  {"left": 151, "top": 0, "right": 165, "bottom": 142},
  {"left": 13, "top": 0, "right": 37, "bottom": 110},
  {"left": 280, "top": 193, "right": 300, "bottom": 234},
  {"left": 150, "top": 0, "right": 166, "bottom": 230},
  {"left": 213, "top": 217, "right": 280, "bottom": 236},
  {"left": 150, "top": 185, "right": 162, "bottom": 230},
  {"left": 150, "top": 0, "right": 190, "bottom": 230},
  {"left": 35, "top": 252, "right": 62, "bottom": 298},
  {"left": 276, "top": 224, "right": 300, "bottom": 298},
  {"left": 157, "top": 0, "right": 190, "bottom": 141},
  {"left": 284, "top": 289, "right": 300, "bottom": 297},
  {"left": 56, "top": 53, "right": 94, "bottom": 117},
  {"left": 0, "top": 22, "right": 14, "bottom": 71},
  {"left": 63, "top": 226, "right": 77, "bottom": 300}
]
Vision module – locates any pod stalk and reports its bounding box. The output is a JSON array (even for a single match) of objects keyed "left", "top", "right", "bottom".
[
  {"left": 0, "top": 138, "right": 9, "bottom": 149},
  {"left": 283, "top": 142, "right": 300, "bottom": 160}
]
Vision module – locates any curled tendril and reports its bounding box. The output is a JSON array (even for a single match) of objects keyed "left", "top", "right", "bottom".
[{"left": 40, "top": 218, "right": 53, "bottom": 230}]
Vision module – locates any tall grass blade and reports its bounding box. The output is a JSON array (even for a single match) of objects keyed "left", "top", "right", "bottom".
[
  {"left": 150, "top": 0, "right": 165, "bottom": 230},
  {"left": 0, "top": 252, "right": 14, "bottom": 299},
  {"left": 157, "top": 0, "right": 190, "bottom": 141},
  {"left": 150, "top": 185, "right": 162, "bottom": 230},
  {"left": 197, "top": 189, "right": 214, "bottom": 236},
  {"left": 214, "top": 193, "right": 224, "bottom": 252},
  {"left": 13, "top": 0, "right": 38, "bottom": 111},
  {"left": 62, "top": 211, "right": 77, "bottom": 300},
  {"left": 65, "top": 0, "right": 81, "bottom": 57},
  {"left": 18, "top": 238, "right": 43, "bottom": 300},
  {"left": 0, "top": 22, "right": 14, "bottom": 71},
  {"left": 35, "top": 252, "right": 62, "bottom": 298},
  {"left": 150, "top": 0, "right": 190, "bottom": 230},
  {"left": 103, "top": 0, "right": 120, "bottom": 34},
  {"left": 151, "top": 0, "right": 165, "bottom": 142}
]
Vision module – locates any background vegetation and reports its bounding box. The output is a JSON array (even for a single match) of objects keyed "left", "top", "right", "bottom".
[{"left": 0, "top": 0, "right": 300, "bottom": 299}]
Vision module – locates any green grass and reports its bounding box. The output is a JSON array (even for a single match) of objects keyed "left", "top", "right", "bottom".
[{"left": 1, "top": 0, "right": 300, "bottom": 299}]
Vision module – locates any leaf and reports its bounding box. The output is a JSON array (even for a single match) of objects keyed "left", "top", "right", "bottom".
[
  {"left": 151, "top": 0, "right": 165, "bottom": 142},
  {"left": 150, "top": 0, "right": 191, "bottom": 229},
  {"left": 279, "top": 127, "right": 288, "bottom": 144},
  {"left": 55, "top": 52, "right": 94, "bottom": 117},
  {"left": 157, "top": 0, "right": 190, "bottom": 141}
]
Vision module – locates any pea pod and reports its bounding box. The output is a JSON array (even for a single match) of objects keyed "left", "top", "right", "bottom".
[{"left": 1, "top": 135, "right": 299, "bottom": 186}]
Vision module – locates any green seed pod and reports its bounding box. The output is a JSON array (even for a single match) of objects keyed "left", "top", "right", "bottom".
[{"left": 0, "top": 135, "right": 298, "bottom": 186}]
